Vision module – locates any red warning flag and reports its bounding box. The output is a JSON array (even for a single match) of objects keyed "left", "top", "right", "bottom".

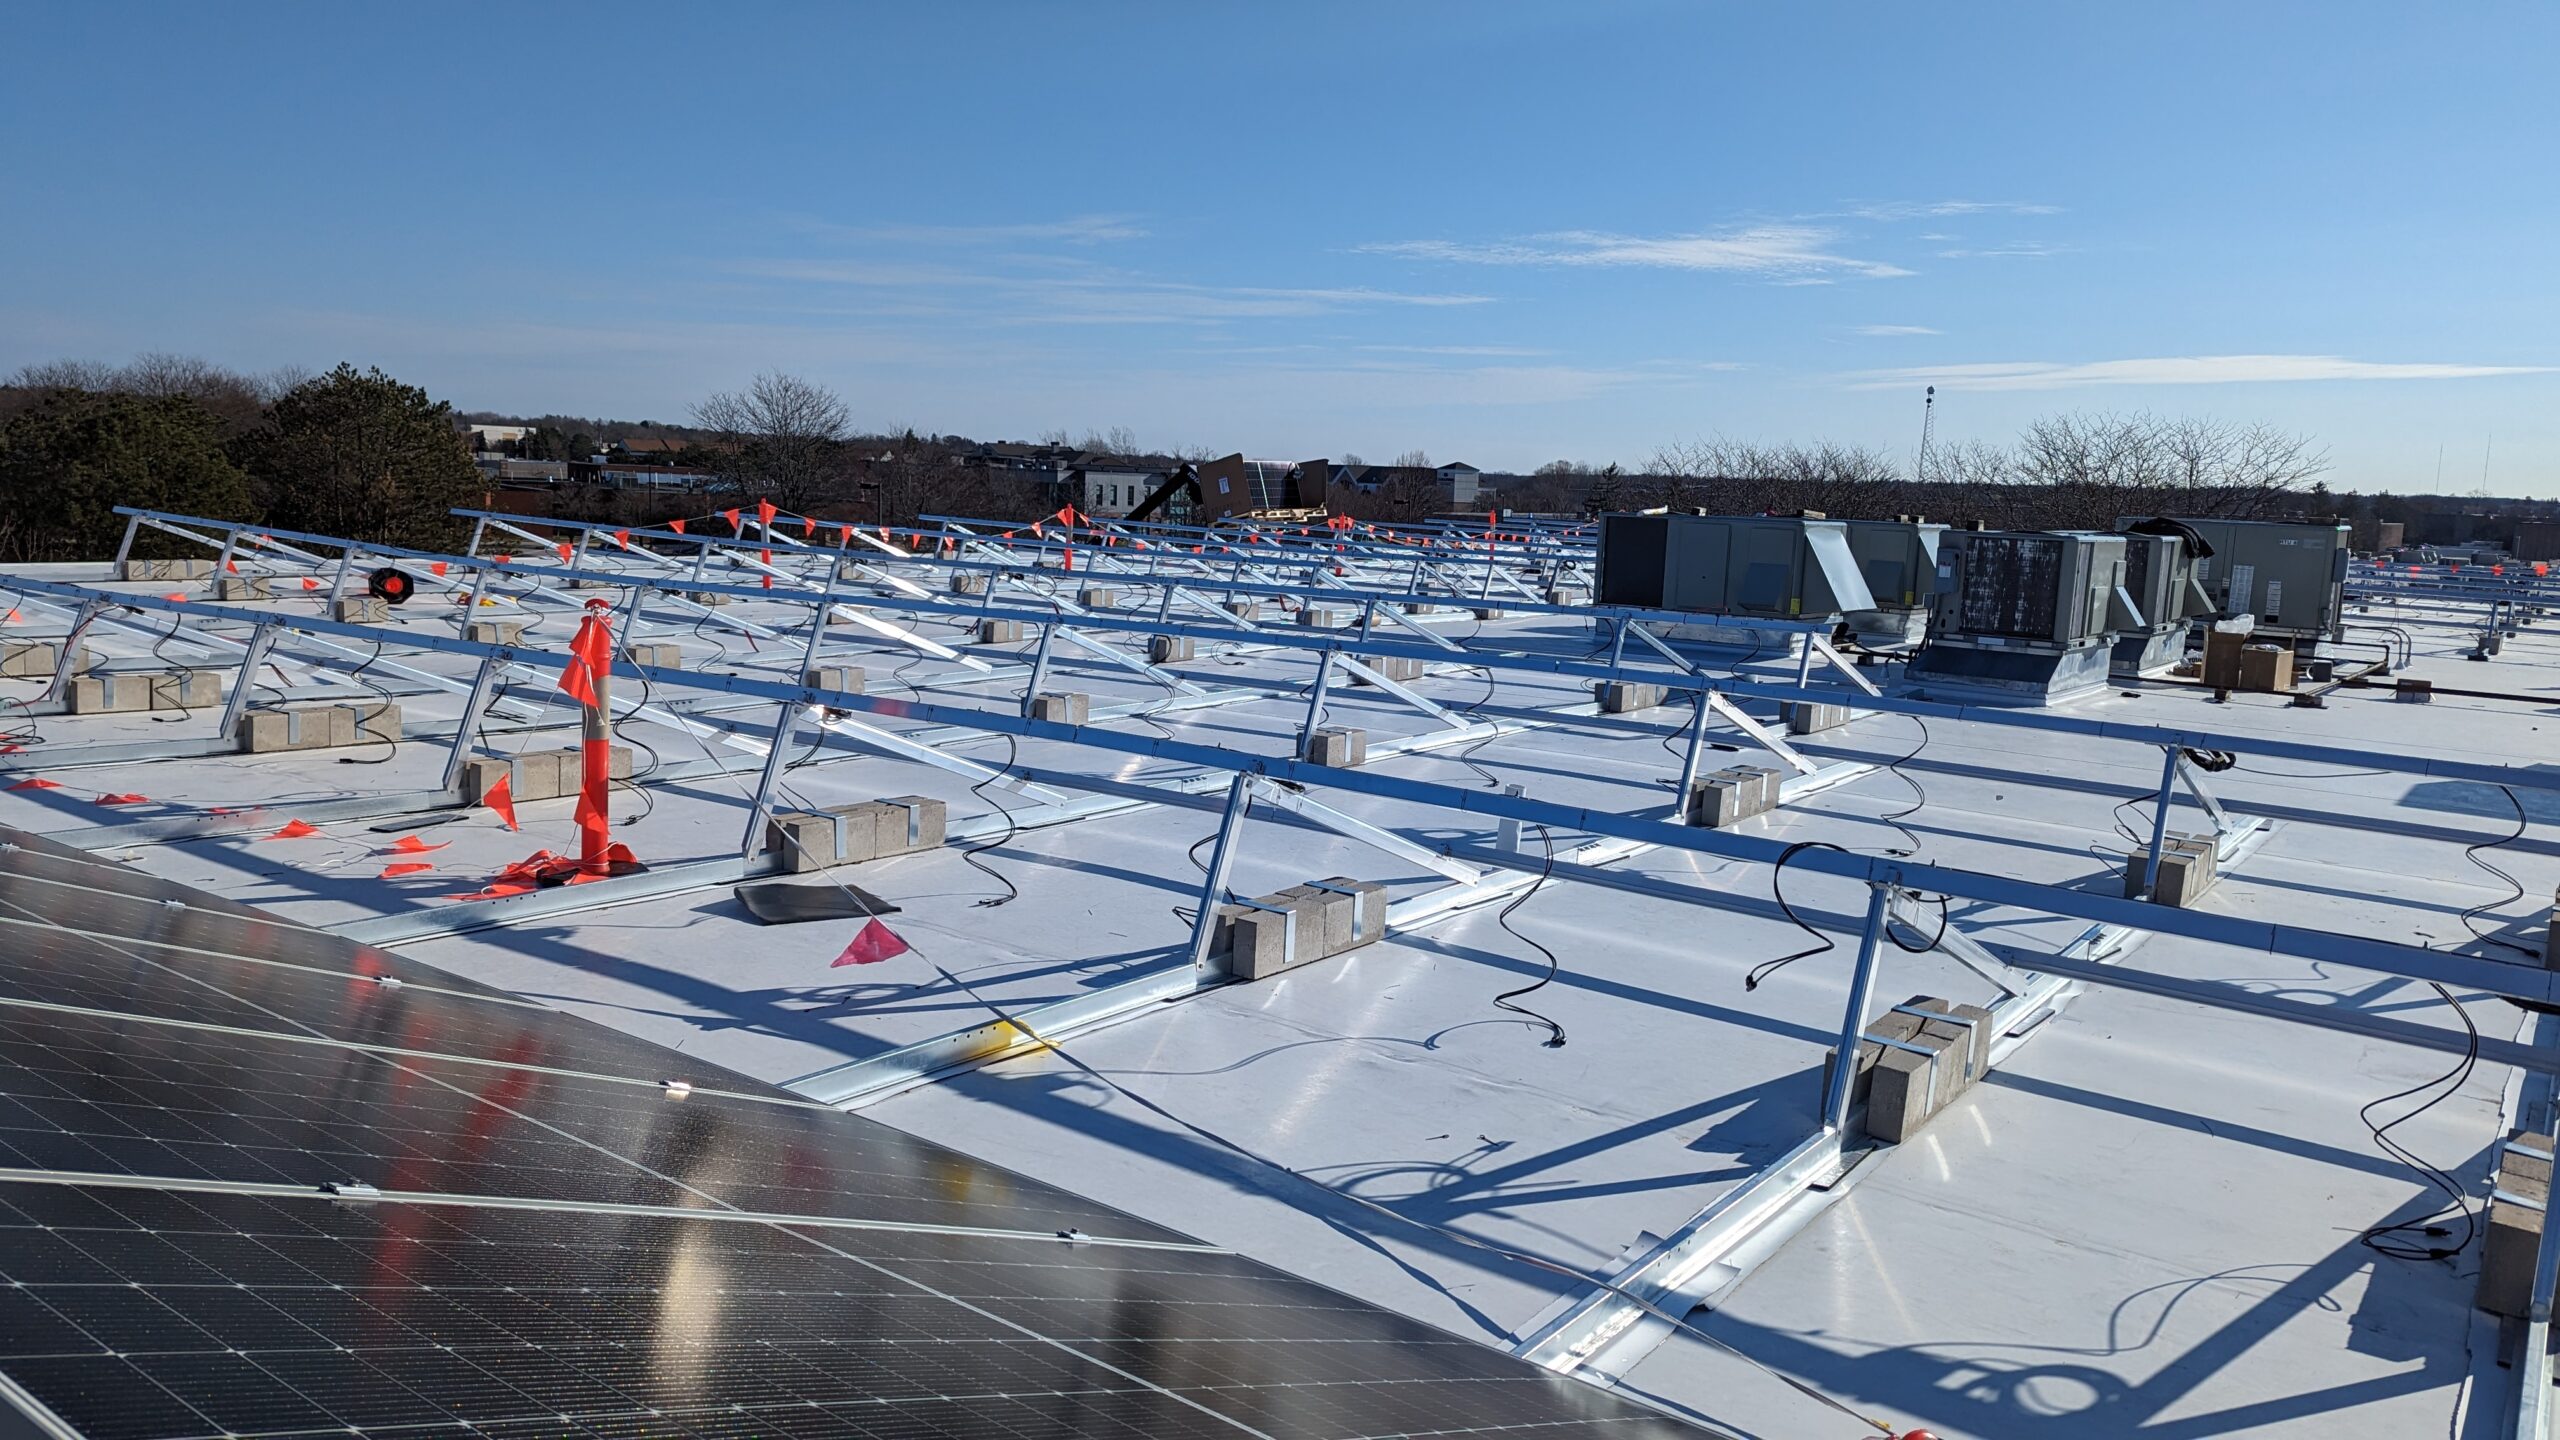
[
  {"left": 481, "top": 772, "right": 519, "bottom": 831},
  {"left": 1054, "top": 506, "right": 1074, "bottom": 527},
  {"left": 386, "top": 834, "right": 448, "bottom": 854},
  {"left": 164, "top": 593, "right": 188, "bottom": 603},
  {"left": 668, "top": 518, "right": 687, "bottom": 535},
  {"left": 225, "top": 559, "right": 240, "bottom": 574},
  {"left": 494, "top": 554, "right": 513, "bottom": 565},
  {"left": 267, "top": 819, "right": 321, "bottom": 839},
  {"left": 380, "top": 862, "right": 434, "bottom": 878},
  {"left": 725, "top": 507, "right": 744, "bottom": 534},
  {"left": 556, "top": 607, "right": 615, "bottom": 708},
  {"left": 6, "top": 778, "right": 58, "bottom": 790},
  {"left": 300, "top": 577, "right": 321, "bottom": 591},
  {"left": 1, "top": 609, "right": 16, "bottom": 624},
  {"left": 613, "top": 529, "right": 630, "bottom": 549},
  {"left": 94, "top": 793, "right": 148, "bottom": 806},
  {"left": 839, "top": 523, "right": 854, "bottom": 545},
  {"left": 429, "top": 561, "right": 448, "bottom": 578},
  {"left": 832, "top": 918, "right": 911, "bottom": 966},
  {"left": 756, "top": 498, "right": 777, "bottom": 529},
  {"left": 555, "top": 543, "right": 575, "bottom": 565},
  {"left": 801, "top": 514, "right": 816, "bottom": 539}
]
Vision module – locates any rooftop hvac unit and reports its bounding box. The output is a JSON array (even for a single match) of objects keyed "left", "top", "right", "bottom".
[
  {"left": 1907, "top": 530, "right": 2140, "bottom": 704},
  {"left": 1839, "top": 517, "right": 1946, "bottom": 648},
  {"left": 2110, "top": 526, "right": 2215, "bottom": 676},
  {"left": 2130, "top": 517, "right": 2350, "bottom": 648},
  {"left": 1594, "top": 513, "right": 1875, "bottom": 622}
]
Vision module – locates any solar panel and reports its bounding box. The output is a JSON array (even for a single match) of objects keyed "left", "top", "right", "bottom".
[{"left": 0, "top": 826, "right": 1718, "bottom": 1439}]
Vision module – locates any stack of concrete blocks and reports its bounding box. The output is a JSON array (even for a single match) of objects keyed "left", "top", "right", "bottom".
[
  {"left": 764, "top": 794, "right": 949, "bottom": 873},
  {"left": 1350, "top": 656, "right": 1427, "bottom": 685},
  {"left": 69, "top": 671, "right": 220, "bottom": 714},
  {"left": 1826, "top": 993, "right": 1996, "bottom": 1144},
  {"left": 1689, "top": 766, "right": 1784, "bottom": 828},
  {"left": 683, "top": 590, "right": 732, "bottom": 606},
  {"left": 1305, "top": 727, "right": 1368, "bottom": 768},
  {"left": 1222, "top": 599, "right": 1263, "bottom": 622},
  {"left": 332, "top": 597, "right": 390, "bottom": 624},
  {"left": 1782, "top": 701, "right": 1852, "bottom": 735},
  {"left": 1029, "top": 692, "right": 1090, "bottom": 725},
  {"left": 460, "top": 744, "right": 636, "bottom": 803},
  {"left": 977, "top": 618, "right": 1028, "bottom": 645},
  {"left": 2480, "top": 1131, "right": 2553, "bottom": 1318},
  {"left": 951, "top": 574, "right": 989, "bottom": 596},
  {"left": 622, "top": 642, "right": 682, "bottom": 668},
  {"left": 238, "top": 701, "right": 402, "bottom": 754},
  {"left": 465, "top": 620, "right": 525, "bottom": 646},
  {"left": 0, "top": 642, "right": 92, "bottom": 679},
  {"left": 214, "top": 577, "right": 274, "bottom": 601},
  {"left": 119, "top": 559, "right": 214, "bottom": 582},
  {"left": 1148, "top": 635, "right": 1195, "bottom": 664},
  {"left": 1471, "top": 606, "right": 1505, "bottom": 621},
  {"left": 1077, "top": 587, "right": 1119, "bottom": 610},
  {"left": 1545, "top": 587, "right": 1575, "bottom": 606},
  {"left": 1207, "top": 875, "right": 1389, "bottom": 981},
  {"left": 1404, "top": 602, "right": 1442, "bottom": 616},
  {"left": 802, "top": 665, "right": 865, "bottom": 696},
  {"left": 2123, "top": 830, "right": 2220, "bottom": 907},
  {"left": 1595, "top": 681, "right": 1668, "bottom": 714},
  {"left": 1297, "top": 607, "right": 1346, "bottom": 629}
]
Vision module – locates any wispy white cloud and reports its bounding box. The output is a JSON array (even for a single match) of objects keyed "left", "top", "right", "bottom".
[
  {"left": 1853, "top": 324, "right": 1941, "bottom": 337},
  {"left": 1361, "top": 225, "right": 1910, "bottom": 280},
  {"left": 1845, "top": 200, "right": 2062, "bottom": 221},
  {"left": 1354, "top": 343, "right": 1549, "bottom": 357},
  {"left": 733, "top": 258, "right": 1490, "bottom": 323},
  {"left": 1935, "top": 243, "right": 2066, "bottom": 260},
  {"left": 1849, "top": 354, "right": 2557, "bottom": 391},
  {"left": 803, "top": 214, "right": 1149, "bottom": 246}
]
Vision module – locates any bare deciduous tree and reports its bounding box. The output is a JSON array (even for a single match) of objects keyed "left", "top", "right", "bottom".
[{"left": 691, "top": 372, "right": 852, "bottom": 511}]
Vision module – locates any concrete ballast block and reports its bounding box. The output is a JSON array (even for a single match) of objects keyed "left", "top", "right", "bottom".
[
  {"left": 977, "top": 618, "right": 1025, "bottom": 645},
  {"left": 121, "top": 558, "right": 215, "bottom": 582},
  {"left": 1297, "top": 607, "right": 1345, "bottom": 629},
  {"left": 1077, "top": 587, "right": 1120, "bottom": 609},
  {"left": 1782, "top": 701, "right": 1851, "bottom": 735},
  {"left": 465, "top": 621, "right": 525, "bottom": 646},
  {"left": 1029, "top": 692, "right": 1091, "bottom": 725},
  {"left": 1149, "top": 635, "right": 1196, "bottom": 664},
  {"left": 1352, "top": 656, "right": 1426, "bottom": 684},
  {"left": 1306, "top": 726, "right": 1368, "bottom": 767},
  {"left": 332, "top": 598, "right": 390, "bottom": 624},
  {"left": 1596, "top": 681, "right": 1667, "bottom": 714},
  {"left": 622, "top": 642, "right": 682, "bottom": 668},
  {"left": 802, "top": 665, "right": 866, "bottom": 695},
  {"left": 214, "top": 577, "right": 274, "bottom": 601}
]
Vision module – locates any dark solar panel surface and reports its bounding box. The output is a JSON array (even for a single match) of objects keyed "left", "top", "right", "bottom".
[{"left": 0, "top": 828, "right": 1714, "bottom": 1439}]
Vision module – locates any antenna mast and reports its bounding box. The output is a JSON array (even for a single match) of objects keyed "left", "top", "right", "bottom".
[{"left": 1915, "top": 385, "right": 1937, "bottom": 483}]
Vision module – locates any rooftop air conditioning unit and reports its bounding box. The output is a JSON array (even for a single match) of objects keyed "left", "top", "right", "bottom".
[
  {"left": 2131, "top": 517, "right": 2350, "bottom": 649},
  {"left": 1907, "top": 530, "right": 2140, "bottom": 704},
  {"left": 1596, "top": 512, "right": 1876, "bottom": 626},
  {"left": 2111, "top": 524, "right": 2216, "bottom": 676},
  {"left": 1839, "top": 517, "right": 1947, "bottom": 649}
]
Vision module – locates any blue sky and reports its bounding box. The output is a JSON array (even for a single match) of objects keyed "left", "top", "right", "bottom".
[{"left": 3, "top": 3, "right": 2553, "bottom": 493}]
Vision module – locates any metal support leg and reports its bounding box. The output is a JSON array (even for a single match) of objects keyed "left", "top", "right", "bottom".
[
  {"left": 1184, "top": 773, "right": 1256, "bottom": 972},
  {"left": 211, "top": 529, "right": 239, "bottom": 582},
  {"left": 1796, "top": 633, "right": 1817, "bottom": 687},
  {"left": 329, "top": 547, "right": 359, "bottom": 603},
  {"left": 111, "top": 515, "right": 141, "bottom": 574},
  {"left": 1820, "top": 882, "right": 1897, "bottom": 1132},
  {"left": 2140, "top": 746, "right": 2179, "bottom": 897},
  {"left": 736, "top": 699, "right": 807, "bottom": 860},
  {"left": 1021, "top": 622, "right": 1058, "bottom": 716},
  {"left": 1298, "top": 650, "right": 1338, "bottom": 757},
  {"left": 1674, "top": 690, "right": 1713, "bottom": 801},
  {"left": 441, "top": 653, "right": 505, "bottom": 790},
  {"left": 218, "top": 622, "right": 281, "bottom": 737},
  {"left": 464, "top": 517, "right": 487, "bottom": 558}
]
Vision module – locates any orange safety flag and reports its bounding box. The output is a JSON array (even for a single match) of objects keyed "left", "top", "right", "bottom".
[
  {"left": 481, "top": 772, "right": 519, "bottom": 831},
  {"left": 1, "top": 609, "right": 16, "bottom": 624},
  {"left": 380, "top": 862, "right": 434, "bottom": 878},
  {"left": 613, "top": 529, "right": 630, "bottom": 549},
  {"left": 93, "top": 793, "right": 148, "bottom": 805},
  {"left": 833, "top": 917, "right": 911, "bottom": 966},
  {"left": 225, "top": 559, "right": 239, "bottom": 574},
  {"left": 429, "top": 561, "right": 448, "bottom": 577},
  {"left": 2494, "top": 564, "right": 2507, "bottom": 576},
  {"left": 385, "top": 834, "right": 448, "bottom": 854},
  {"left": 2539, "top": 563, "right": 2550, "bottom": 577},
  {"left": 556, "top": 605, "right": 615, "bottom": 708},
  {"left": 839, "top": 523, "right": 854, "bottom": 545},
  {"left": 6, "top": 778, "right": 58, "bottom": 791},
  {"left": 1054, "top": 506, "right": 1075, "bottom": 527},
  {"left": 725, "top": 507, "right": 745, "bottom": 534},
  {"left": 756, "top": 498, "right": 777, "bottom": 529},
  {"left": 556, "top": 542, "right": 575, "bottom": 565},
  {"left": 267, "top": 819, "right": 321, "bottom": 839},
  {"left": 300, "top": 577, "right": 321, "bottom": 590},
  {"left": 801, "top": 515, "right": 817, "bottom": 539},
  {"left": 164, "top": 593, "right": 188, "bottom": 603},
  {"left": 669, "top": 518, "right": 687, "bottom": 535}
]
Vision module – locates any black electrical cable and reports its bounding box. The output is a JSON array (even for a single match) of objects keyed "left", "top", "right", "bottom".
[
  {"left": 332, "top": 636, "right": 401, "bottom": 766},
  {"left": 1875, "top": 713, "right": 1932, "bottom": 855},
  {"left": 958, "top": 731, "right": 1023, "bottom": 908},
  {"left": 1487, "top": 823, "right": 1566, "bottom": 1048},
  {"left": 2358, "top": 981, "right": 2483, "bottom": 1263},
  {"left": 1745, "top": 841, "right": 1852, "bottom": 991},
  {"left": 2458, "top": 785, "right": 2540, "bottom": 959},
  {"left": 144, "top": 610, "right": 198, "bottom": 723}
]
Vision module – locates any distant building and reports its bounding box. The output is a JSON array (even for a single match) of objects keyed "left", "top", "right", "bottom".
[
  {"left": 467, "top": 423, "right": 533, "bottom": 450},
  {"left": 475, "top": 456, "right": 567, "bottom": 484},
  {"left": 1435, "top": 462, "right": 1483, "bottom": 506},
  {"left": 1072, "top": 457, "right": 1165, "bottom": 517}
]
